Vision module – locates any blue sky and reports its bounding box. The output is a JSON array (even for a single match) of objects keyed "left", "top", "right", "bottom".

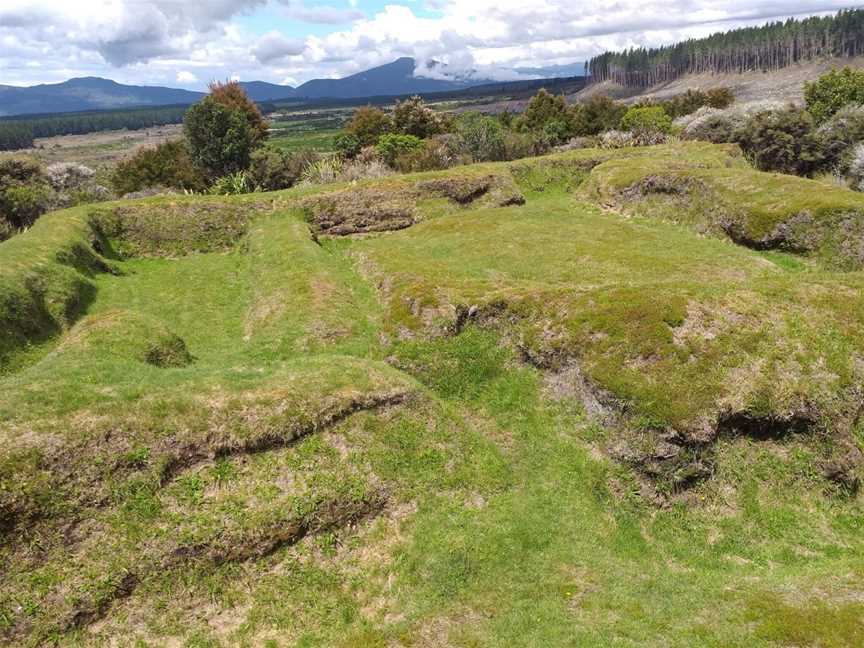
[{"left": 0, "top": 1, "right": 854, "bottom": 89}]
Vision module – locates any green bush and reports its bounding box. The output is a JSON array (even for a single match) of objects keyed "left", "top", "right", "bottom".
[
  {"left": 816, "top": 104, "right": 864, "bottom": 171},
  {"left": 705, "top": 88, "right": 735, "bottom": 109},
  {"left": 392, "top": 96, "right": 448, "bottom": 139},
  {"left": 247, "top": 147, "right": 318, "bottom": 191},
  {"left": 735, "top": 107, "right": 823, "bottom": 176},
  {"left": 0, "top": 158, "right": 51, "bottom": 237},
  {"left": 111, "top": 140, "right": 205, "bottom": 195},
  {"left": 345, "top": 106, "right": 392, "bottom": 146},
  {"left": 334, "top": 133, "right": 362, "bottom": 159},
  {"left": 661, "top": 88, "right": 734, "bottom": 118},
  {"left": 454, "top": 112, "right": 506, "bottom": 162},
  {"left": 184, "top": 97, "right": 258, "bottom": 180},
  {"left": 621, "top": 106, "right": 673, "bottom": 136},
  {"left": 503, "top": 131, "right": 547, "bottom": 160},
  {"left": 393, "top": 136, "right": 466, "bottom": 173},
  {"left": 571, "top": 95, "right": 627, "bottom": 136},
  {"left": 805, "top": 67, "right": 864, "bottom": 122},
  {"left": 376, "top": 133, "right": 424, "bottom": 167},
  {"left": 209, "top": 171, "right": 255, "bottom": 196}
]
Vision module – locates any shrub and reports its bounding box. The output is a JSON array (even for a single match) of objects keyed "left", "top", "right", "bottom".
[
  {"left": 339, "top": 159, "right": 394, "bottom": 182},
  {"left": 621, "top": 106, "right": 673, "bottom": 136},
  {"left": 662, "top": 88, "right": 735, "bottom": 118},
  {"left": 816, "top": 104, "right": 864, "bottom": 171},
  {"left": 454, "top": 112, "right": 506, "bottom": 162},
  {"left": 515, "top": 89, "right": 578, "bottom": 143},
  {"left": 599, "top": 130, "right": 636, "bottom": 149},
  {"left": 184, "top": 97, "right": 258, "bottom": 180},
  {"left": 301, "top": 156, "right": 345, "bottom": 185},
  {"left": 392, "top": 96, "right": 447, "bottom": 138},
  {"left": 247, "top": 147, "right": 318, "bottom": 191},
  {"left": 845, "top": 143, "right": 864, "bottom": 191},
  {"left": 376, "top": 133, "right": 423, "bottom": 167},
  {"left": 208, "top": 80, "right": 269, "bottom": 146},
  {"left": 735, "top": 107, "right": 823, "bottom": 176},
  {"left": 572, "top": 95, "right": 627, "bottom": 136},
  {"left": 503, "top": 131, "right": 548, "bottom": 160},
  {"left": 705, "top": 87, "right": 735, "bottom": 109},
  {"left": 0, "top": 183, "right": 50, "bottom": 231},
  {"left": 393, "top": 135, "right": 467, "bottom": 173},
  {"left": 45, "top": 163, "right": 94, "bottom": 192},
  {"left": 209, "top": 171, "right": 255, "bottom": 195},
  {"left": 805, "top": 67, "right": 864, "bottom": 122},
  {"left": 0, "top": 158, "right": 51, "bottom": 236},
  {"left": 345, "top": 106, "right": 392, "bottom": 146},
  {"left": 111, "top": 140, "right": 205, "bottom": 195},
  {"left": 334, "top": 133, "right": 362, "bottom": 159}
]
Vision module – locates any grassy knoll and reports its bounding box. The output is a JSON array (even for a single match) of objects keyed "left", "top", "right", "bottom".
[{"left": 2, "top": 143, "right": 864, "bottom": 646}]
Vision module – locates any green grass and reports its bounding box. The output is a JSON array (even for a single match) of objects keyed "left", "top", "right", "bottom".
[
  {"left": 1, "top": 142, "right": 864, "bottom": 646},
  {"left": 268, "top": 128, "right": 341, "bottom": 154}
]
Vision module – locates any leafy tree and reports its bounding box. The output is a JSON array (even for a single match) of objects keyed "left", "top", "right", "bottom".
[
  {"left": 621, "top": 106, "right": 673, "bottom": 135},
  {"left": 805, "top": 67, "right": 864, "bottom": 122},
  {"left": 111, "top": 140, "right": 205, "bottom": 195},
  {"left": 515, "top": 89, "right": 577, "bottom": 142},
  {"left": 392, "top": 96, "right": 447, "bottom": 138},
  {"left": 735, "top": 107, "right": 823, "bottom": 176},
  {"left": 571, "top": 95, "right": 626, "bottom": 136},
  {"left": 454, "top": 112, "right": 506, "bottom": 162},
  {"left": 208, "top": 80, "right": 269, "bottom": 146},
  {"left": 184, "top": 97, "right": 257, "bottom": 179},
  {"left": 375, "top": 133, "right": 423, "bottom": 166},
  {"left": 345, "top": 106, "right": 392, "bottom": 146}
]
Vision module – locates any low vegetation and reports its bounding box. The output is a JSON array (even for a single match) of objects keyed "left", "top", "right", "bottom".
[{"left": 2, "top": 140, "right": 864, "bottom": 646}]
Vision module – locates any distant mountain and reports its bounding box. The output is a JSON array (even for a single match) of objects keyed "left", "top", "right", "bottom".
[
  {"left": 515, "top": 62, "right": 586, "bottom": 79},
  {"left": 0, "top": 58, "right": 584, "bottom": 117},
  {"left": 0, "top": 77, "right": 204, "bottom": 116},
  {"left": 294, "top": 57, "right": 483, "bottom": 99}
]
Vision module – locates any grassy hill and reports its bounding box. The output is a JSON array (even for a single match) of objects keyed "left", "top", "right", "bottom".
[{"left": 2, "top": 143, "right": 864, "bottom": 646}]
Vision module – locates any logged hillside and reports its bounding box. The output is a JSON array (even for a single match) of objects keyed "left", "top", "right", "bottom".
[
  {"left": 579, "top": 56, "right": 864, "bottom": 104},
  {"left": 2, "top": 143, "right": 864, "bottom": 646}
]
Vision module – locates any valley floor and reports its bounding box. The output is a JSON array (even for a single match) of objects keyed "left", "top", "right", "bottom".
[{"left": 1, "top": 143, "right": 864, "bottom": 646}]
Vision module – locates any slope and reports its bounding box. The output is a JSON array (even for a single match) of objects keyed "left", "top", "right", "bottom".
[{"left": 1, "top": 144, "right": 864, "bottom": 646}]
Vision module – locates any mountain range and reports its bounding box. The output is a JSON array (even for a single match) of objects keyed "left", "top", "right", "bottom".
[{"left": 0, "top": 58, "right": 583, "bottom": 117}]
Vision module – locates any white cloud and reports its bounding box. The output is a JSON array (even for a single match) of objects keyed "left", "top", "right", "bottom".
[
  {"left": 0, "top": 0, "right": 854, "bottom": 89},
  {"left": 176, "top": 70, "right": 198, "bottom": 83}
]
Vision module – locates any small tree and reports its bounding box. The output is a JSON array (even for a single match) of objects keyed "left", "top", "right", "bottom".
[
  {"left": 515, "top": 89, "right": 577, "bottom": 142},
  {"left": 184, "top": 97, "right": 257, "bottom": 179},
  {"left": 571, "top": 95, "right": 626, "bottom": 136},
  {"left": 805, "top": 67, "right": 864, "bottom": 122},
  {"left": 208, "top": 80, "right": 269, "bottom": 146},
  {"left": 735, "top": 107, "right": 823, "bottom": 176},
  {"left": 0, "top": 158, "right": 50, "bottom": 235},
  {"left": 345, "top": 106, "right": 392, "bottom": 146},
  {"left": 392, "top": 96, "right": 446, "bottom": 138},
  {"left": 454, "top": 112, "right": 506, "bottom": 162}
]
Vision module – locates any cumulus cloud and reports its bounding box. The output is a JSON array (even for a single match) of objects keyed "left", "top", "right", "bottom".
[
  {"left": 176, "top": 70, "right": 198, "bottom": 84},
  {"left": 253, "top": 31, "right": 307, "bottom": 64},
  {"left": 0, "top": 0, "right": 855, "bottom": 88}
]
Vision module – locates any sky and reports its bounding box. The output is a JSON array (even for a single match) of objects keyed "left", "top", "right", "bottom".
[{"left": 0, "top": 1, "right": 857, "bottom": 89}]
